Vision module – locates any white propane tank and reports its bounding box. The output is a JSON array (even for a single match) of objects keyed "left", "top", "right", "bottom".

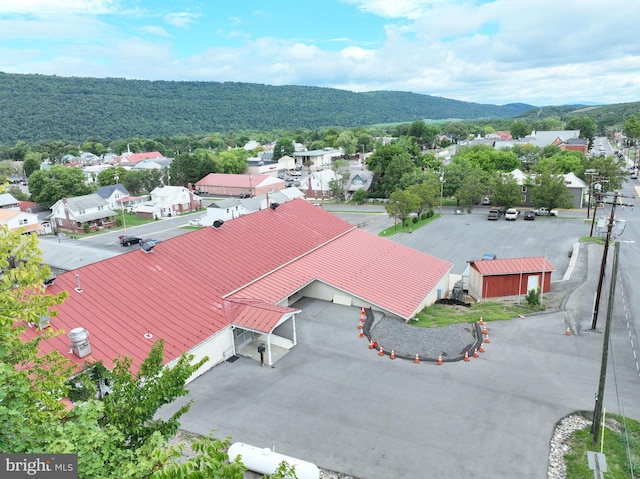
[{"left": 228, "top": 442, "right": 320, "bottom": 479}]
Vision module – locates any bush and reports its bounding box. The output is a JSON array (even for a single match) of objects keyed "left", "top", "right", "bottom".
[
  {"left": 426, "top": 209, "right": 435, "bottom": 218},
  {"left": 83, "top": 223, "right": 90, "bottom": 234},
  {"left": 526, "top": 288, "right": 541, "bottom": 306},
  {"left": 412, "top": 217, "right": 418, "bottom": 224},
  {"left": 420, "top": 213, "right": 427, "bottom": 220}
]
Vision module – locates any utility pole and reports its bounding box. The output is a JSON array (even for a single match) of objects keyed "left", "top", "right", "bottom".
[
  {"left": 590, "top": 192, "right": 617, "bottom": 330},
  {"left": 591, "top": 241, "right": 620, "bottom": 443}
]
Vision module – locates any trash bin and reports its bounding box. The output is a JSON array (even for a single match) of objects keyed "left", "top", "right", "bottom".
[{"left": 455, "top": 208, "right": 463, "bottom": 215}]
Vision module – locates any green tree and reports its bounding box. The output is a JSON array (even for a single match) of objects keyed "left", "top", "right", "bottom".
[
  {"left": 23, "top": 153, "right": 42, "bottom": 178},
  {"left": 7, "top": 186, "right": 29, "bottom": 201},
  {"left": 510, "top": 121, "right": 530, "bottom": 140},
  {"left": 491, "top": 172, "right": 522, "bottom": 208},
  {"left": 29, "top": 165, "right": 93, "bottom": 208},
  {"left": 529, "top": 170, "right": 573, "bottom": 211},
  {"left": 407, "top": 175, "right": 439, "bottom": 217},
  {"left": 122, "top": 169, "right": 146, "bottom": 195},
  {"left": 387, "top": 189, "right": 419, "bottom": 227},
  {"left": 9, "top": 140, "right": 31, "bottom": 161},
  {"left": 97, "top": 166, "right": 128, "bottom": 187},
  {"left": 584, "top": 154, "right": 627, "bottom": 191},
  {"left": 328, "top": 159, "right": 350, "bottom": 201},
  {"left": 336, "top": 130, "right": 357, "bottom": 157},
  {"left": 623, "top": 114, "right": 640, "bottom": 146},
  {"left": 81, "top": 141, "right": 108, "bottom": 156},
  {"left": 566, "top": 115, "right": 596, "bottom": 146},
  {"left": 215, "top": 149, "right": 250, "bottom": 174},
  {"left": 352, "top": 188, "right": 368, "bottom": 204},
  {"left": 452, "top": 161, "right": 490, "bottom": 213},
  {"left": 273, "top": 138, "right": 294, "bottom": 161},
  {"left": 170, "top": 152, "right": 209, "bottom": 186}
]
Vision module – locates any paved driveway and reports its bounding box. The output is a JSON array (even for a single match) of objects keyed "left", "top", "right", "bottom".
[{"left": 159, "top": 276, "right": 640, "bottom": 479}]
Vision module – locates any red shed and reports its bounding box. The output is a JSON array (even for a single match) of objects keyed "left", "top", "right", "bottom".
[{"left": 467, "top": 256, "right": 555, "bottom": 300}]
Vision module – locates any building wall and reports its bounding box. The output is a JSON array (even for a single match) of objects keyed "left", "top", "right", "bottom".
[
  {"left": 470, "top": 270, "right": 552, "bottom": 300},
  {"left": 174, "top": 327, "right": 235, "bottom": 384}
]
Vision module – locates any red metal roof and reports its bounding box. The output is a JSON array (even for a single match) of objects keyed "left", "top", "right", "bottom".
[
  {"left": 27, "top": 199, "right": 451, "bottom": 373},
  {"left": 470, "top": 257, "right": 556, "bottom": 276}
]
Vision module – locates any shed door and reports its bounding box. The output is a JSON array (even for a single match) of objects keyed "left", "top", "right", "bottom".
[{"left": 527, "top": 275, "right": 539, "bottom": 292}]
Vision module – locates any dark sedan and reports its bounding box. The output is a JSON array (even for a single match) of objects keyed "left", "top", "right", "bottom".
[{"left": 119, "top": 235, "right": 142, "bottom": 246}]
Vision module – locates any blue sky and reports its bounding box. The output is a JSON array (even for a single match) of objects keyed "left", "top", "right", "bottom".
[{"left": 1, "top": 0, "right": 639, "bottom": 107}]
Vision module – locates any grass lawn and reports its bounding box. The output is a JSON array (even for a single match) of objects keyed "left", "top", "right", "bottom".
[
  {"left": 379, "top": 213, "right": 440, "bottom": 237},
  {"left": 565, "top": 413, "right": 640, "bottom": 478},
  {"left": 413, "top": 301, "right": 543, "bottom": 328}
]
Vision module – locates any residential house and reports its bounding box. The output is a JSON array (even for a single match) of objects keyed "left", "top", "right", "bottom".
[
  {"left": 202, "top": 187, "right": 305, "bottom": 225},
  {"left": 115, "top": 151, "right": 166, "bottom": 167},
  {"left": 562, "top": 138, "right": 589, "bottom": 155},
  {"left": 467, "top": 256, "right": 555, "bottom": 301},
  {"left": 49, "top": 194, "right": 118, "bottom": 233},
  {"left": 346, "top": 170, "right": 374, "bottom": 200},
  {"left": 29, "top": 199, "right": 452, "bottom": 379},
  {"left": 563, "top": 172, "right": 588, "bottom": 209},
  {"left": 0, "top": 209, "right": 47, "bottom": 235},
  {"left": 0, "top": 193, "right": 20, "bottom": 210},
  {"left": 300, "top": 169, "right": 337, "bottom": 200},
  {"left": 195, "top": 173, "right": 285, "bottom": 197},
  {"left": 149, "top": 185, "right": 202, "bottom": 217},
  {"left": 292, "top": 148, "right": 342, "bottom": 170},
  {"left": 95, "top": 183, "right": 147, "bottom": 213}
]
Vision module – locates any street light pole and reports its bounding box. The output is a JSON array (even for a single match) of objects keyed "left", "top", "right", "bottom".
[{"left": 439, "top": 171, "right": 445, "bottom": 214}]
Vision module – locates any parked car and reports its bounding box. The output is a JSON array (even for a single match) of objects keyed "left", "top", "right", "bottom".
[
  {"left": 505, "top": 208, "right": 519, "bottom": 220},
  {"left": 497, "top": 206, "right": 508, "bottom": 216},
  {"left": 524, "top": 210, "right": 536, "bottom": 220},
  {"left": 481, "top": 253, "right": 497, "bottom": 260},
  {"left": 534, "top": 207, "right": 558, "bottom": 216},
  {"left": 119, "top": 236, "right": 142, "bottom": 246},
  {"left": 188, "top": 218, "right": 203, "bottom": 226},
  {"left": 239, "top": 193, "right": 251, "bottom": 198},
  {"left": 481, "top": 196, "right": 491, "bottom": 205},
  {"left": 487, "top": 209, "right": 500, "bottom": 220}
]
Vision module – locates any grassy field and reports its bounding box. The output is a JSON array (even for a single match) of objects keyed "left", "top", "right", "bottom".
[
  {"left": 565, "top": 413, "right": 640, "bottom": 478},
  {"left": 412, "top": 301, "right": 542, "bottom": 328},
  {"left": 378, "top": 213, "right": 441, "bottom": 237}
]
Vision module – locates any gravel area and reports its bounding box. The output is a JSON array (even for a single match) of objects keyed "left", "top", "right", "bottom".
[
  {"left": 369, "top": 317, "right": 477, "bottom": 360},
  {"left": 547, "top": 414, "right": 591, "bottom": 479}
]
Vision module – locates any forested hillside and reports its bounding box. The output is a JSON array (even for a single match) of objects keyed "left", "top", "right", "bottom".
[
  {"left": 0, "top": 72, "right": 533, "bottom": 144},
  {"left": 516, "top": 102, "right": 640, "bottom": 131}
]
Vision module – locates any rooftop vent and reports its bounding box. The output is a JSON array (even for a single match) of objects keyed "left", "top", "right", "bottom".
[
  {"left": 212, "top": 220, "right": 224, "bottom": 229},
  {"left": 68, "top": 327, "right": 91, "bottom": 358},
  {"left": 141, "top": 241, "right": 156, "bottom": 253},
  {"left": 270, "top": 202, "right": 280, "bottom": 210},
  {"left": 74, "top": 274, "right": 83, "bottom": 293},
  {"left": 43, "top": 276, "right": 56, "bottom": 287}
]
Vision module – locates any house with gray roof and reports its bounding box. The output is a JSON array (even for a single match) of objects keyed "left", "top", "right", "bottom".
[
  {"left": 0, "top": 193, "right": 20, "bottom": 210},
  {"left": 49, "top": 194, "right": 118, "bottom": 233}
]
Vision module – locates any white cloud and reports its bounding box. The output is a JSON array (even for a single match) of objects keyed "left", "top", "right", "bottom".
[
  {"left": 0, "top": 0, "right": 120, "bottom": 15},
  {"left": 164, "top": 12, "right": 199, "bottom": 28}
]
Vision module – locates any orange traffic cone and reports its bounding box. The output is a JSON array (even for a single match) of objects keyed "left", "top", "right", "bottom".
[
  {"left": 565, "top": 326, "right": 571, "bottom": 336},
  {"left": 414, "top": 353, "right": 420, "bottom": 364},
  {"left": 360, "top": 311, "right": 366, "bottom": 323},
  {"left": 473, "top": 348, "right": 479, "bottom": 358},
  {"left": 463, "top": 351, "right": 469, "bottom": 362},
  {"left": 437, "top": 354, "right": 443, "bottom": 365},
  {"left": 359, "top": 328, "right": 364, "bottom": 338},
  {"left": 479, "top": 316, "right": 484, "bottom": 325},
  {"left": 479, "top": 343, "right": 485, "bottom": 353},
  {"left": 390, "top": 349, "right": 396, "bottom": 360},
  {"left": 357, "top": 322, "right": 363, "bottom": 330},
  {"left": 368, "top": 340, "right": 374, "bottom": 349},
  {"left": 484, "top": 334, "right": 490, "bottom": 344},
  {"left": 379, "top": 347, "right": 384, "bottom": 357},
  {"left": 482, "top": 325, "right": 487, "bottom": 335}
]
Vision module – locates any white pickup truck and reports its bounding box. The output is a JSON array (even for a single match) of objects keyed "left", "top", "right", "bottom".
[{"left": 534, "top": 207, "right": 558, "bottom": 216}]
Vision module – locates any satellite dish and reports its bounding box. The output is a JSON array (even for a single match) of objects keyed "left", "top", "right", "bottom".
[
  {"left": 212, "top": 220, "right": 224, "bottom": 229},
  {"left": 270, "top": 202, "right": 280, "bottom": 210}
]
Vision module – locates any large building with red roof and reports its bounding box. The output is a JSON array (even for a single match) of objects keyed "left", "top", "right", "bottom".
[{"left": 28, "top": 200, "right": 451, "bottom": 380}]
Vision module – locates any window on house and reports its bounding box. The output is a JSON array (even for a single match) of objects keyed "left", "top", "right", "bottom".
[
  {"left": 98, "top": 206, "right": 103, "bottom": 210},
  {"left": 78, "top": 209, "right": 85, "bottom": 214},
  {"left": 18, "top": 218, "right": 28, "bottom": 225},
  {"left": 521, "top": 186, "right": 527, "bottom": 193}
]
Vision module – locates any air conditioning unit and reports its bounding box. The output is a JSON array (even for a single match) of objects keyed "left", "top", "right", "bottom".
[{"left": 68, "top": 327, "right": 91, "bottom": 358}]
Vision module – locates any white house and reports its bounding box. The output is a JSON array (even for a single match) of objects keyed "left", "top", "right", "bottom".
[
  {"left": 149, "top": 186, "right": 202, "bottom": 217},
  {"left": 0, "top": 209, "right": 48, "bottom": 235}
]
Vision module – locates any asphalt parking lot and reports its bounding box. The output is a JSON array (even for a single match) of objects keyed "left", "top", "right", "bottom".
[{"left": 157, "top": 209, "right": 640, "bottom": 478}]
